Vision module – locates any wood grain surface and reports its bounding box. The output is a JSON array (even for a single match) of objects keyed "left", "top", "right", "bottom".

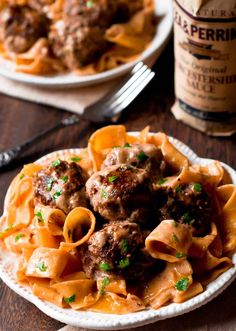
[{"left": 0, "top": 42, "right": 235, "bottom": 331}]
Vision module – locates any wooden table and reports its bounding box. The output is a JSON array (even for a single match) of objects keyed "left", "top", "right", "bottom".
[{"left": 0, "top": 41, "right": 235, "bottom": 331}]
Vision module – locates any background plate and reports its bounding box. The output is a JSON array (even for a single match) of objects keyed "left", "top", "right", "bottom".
[
  {"left": 0, "top": 135, "right": 235, "bottom": 330},
  {"left": 0, "top": 0, "right": 172, "bottom": 88}
]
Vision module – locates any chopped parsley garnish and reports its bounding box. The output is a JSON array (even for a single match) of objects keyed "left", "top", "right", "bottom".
[
  {"left": 193, "top": 183, "right": 202, "bottom": 192},
  {"left": 36, "top": 262, "right": 47, "bottom": 272},
  {"left": 86, "top": 0, "right": 94, "bottom": 8},
  {"left": 61, "top": 176, "right": 69, "bottom": 183},
  {"left": 120, "top": 239, "right": 129, "bottom": 253},
  {"left": 99, "top": 262, "right": 111, "bottom": 271},
  {"left": 0, "top": 224, "right": 14, "bottom": 237},
  {"left": 124, "top": 143, "right": 131, "bottom": 148},
  {"left": 175, "top": 277, "right": 189, "bottom": 291},
  {"left": 173, "top": 234, "right": 180, "bottom": 243},
  {"left": 158, "top": 178, "right": 167, "bottom": 185},
  {"left": 175, "top": 252, "right": 187, "bottom": 259},
  {"left": 112, "top": 146, "right": 120, "bottom": 149},
  {"left": 35, "top": 211, "right": 44, "bottom": 223},
  {"left": 52, "top": 159, "right": 60, "bottom": 167},
  {"left": 53, "top": 189, "right": 62, "bottom": 202},
  {"left": 71, "top": 157, "right": 81, "bottom": 162},
  {"left": 137, "top": 151, "right": 149, "bottom": 162},
  {"left": 183, "top": 212, "right": 193, "bottom": 224},
  {"left": 19, "top": 174, "right": 25, "bottom": 180},
  {"left": 108, "top": 175, "right": 118, "bottom": 183},
  {"left": 14, "top": 233, "right": 26, "bottom": 242},
  {"left": 46, "top": 178, "right": 54, "bottom": 191},
  {"left": 64, "top": 294, "right": 76, "bottom": 304},
  {"left": 173, "top": 220, "right": 178, "bottom": 227},
  {"left": 118, "top": 257, "right": 130, "bottom": 269},
  {"left": 100, "top": 276, "right": 110, "bottom": 295},
  {"left": 102, "top": 189, "right": 108, "bottom": 199},
  {"left": 175, "top": 185, "right": 182, "bottom": 194}
]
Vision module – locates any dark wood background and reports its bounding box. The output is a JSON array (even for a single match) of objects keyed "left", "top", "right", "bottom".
[{"left": 0, "top": 42, "right": 235, "bottom": 331}]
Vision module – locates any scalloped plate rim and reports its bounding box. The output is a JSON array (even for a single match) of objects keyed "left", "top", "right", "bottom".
[{"left": 0, "top": 134, "right": 235, "bottom": 330}]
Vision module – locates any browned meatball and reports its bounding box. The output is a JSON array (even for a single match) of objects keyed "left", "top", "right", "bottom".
[
  {"left": 34, "top": 160, "right": 88, "bottom": 214},
  {"left": 81, "top": 221, "right": 156, "bottom": 280},
  {"left": 117, "top": 0, "right": 144, "bottom": 20},
  {"left": 0, "top": 5, "right": 49, "bottom": 53},
  {"left": 155, "top": 183, "right": 214, "bottom": 237},
  {"left": 63, "top": 0, "right": 118, "bottom": 28},
  {"left": 102, "top": 144, "right": 165, "bottom": 181},
  {"left": 49, "top": 20, "right": 108, "bottom": 69},
  {"left": 86, "top": 164, "right": 154, "bottom": 224}
]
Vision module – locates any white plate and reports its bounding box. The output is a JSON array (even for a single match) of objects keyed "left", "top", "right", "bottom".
[
  {"left": 0, "top": 0, "right": 172, "bottom": 88},
  {"left": 0, "top": 135, "right": 236, "bottom": 330}
]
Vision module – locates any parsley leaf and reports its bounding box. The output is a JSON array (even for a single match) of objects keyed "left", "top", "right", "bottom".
[
  {"left": 193, "top": 183, "right": 202, "bottom": 192},
  {"left": 35, "top": 211, "right": 44, "bottom": 223},
  {"left": 102, "top": 189, "right": 108, "bottom": 199},
  {"left": 137, "top": 151, "right": 149, "bottom": 162},
  {"left": 36, "top": 262, "right": 47, "bottom": 272},
  {"left": 158, "top": 178, "right": 167, "bottom": 185},
  {"left": 99, "top": 262, "right": 111, "bottom": 271},
  {"left": 183, "top": 212, "right": 193, "bottom": 224},
  {"left": 61, "top": 176, "right": 68, "bottom": 183},
  {"left": 124, "top": 143, "right": 131, "bottom": 148},
  {"left": 64, "top": 294, "right": 76, "bottom": 303},
  {"left": 100, "top": 276, "right": 110, "bottom": 295},
  {"left": 175, "top": 185, "right": 182, "bottom": 194},
  {"left": 71, "top": 157, "right": 81, "bottom": 162},
  {"left": 108, "top": 175, "right": 118, "bottom": 183},
  {"left": 120, "top": 239, "right": 129, "bottom": 253},
  {"left": 118, "top": 257, "right": 130, "bottom": 269},
  {"left": 52, "top": 159, "right": 60, "bottom": 167},
  {"left": 53, "top": 189, "right": 62, "bottom": 202},
  {"left": 86, "top": 0, "right": 93, "bottom": 8},
  {"left": 175, "top": 277, "right": 189, "bottom": 291},
  {"left": 175, "top": 252, "right": 187, "bottom": 258},
  {"left": 46, "top": 178, "right": 54, "bottom": 191},
  {"left": 173, "top": 234, "right": 180, "bottom": 242},
  {"left": 19, "top": 174, "right": 25, "bottom": 180},
  {"left": 14, "top": 233, "right": 26, "bottom": 242},
  {"left": 173, "top": 220, "right": 178, "bottom": 227}
]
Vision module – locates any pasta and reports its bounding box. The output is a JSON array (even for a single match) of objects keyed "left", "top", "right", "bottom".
[
  {"left": 0, "top": 125, "right": 235, "bottom": 314},
  {"left": 0, "top": 0, "right": 156, "bottom": 76}
]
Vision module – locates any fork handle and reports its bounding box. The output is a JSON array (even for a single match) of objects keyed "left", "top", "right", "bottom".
[{"left": 0, "top": 114, "right": 80, "bottom": 169}]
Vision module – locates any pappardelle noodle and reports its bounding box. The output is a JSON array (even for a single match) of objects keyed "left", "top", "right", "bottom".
[
  {"left": 0, "top": 125, "right": 235, "bottom": 314},
  {"left": 0, "top": 0, "right": 156, "bottom": 75}
]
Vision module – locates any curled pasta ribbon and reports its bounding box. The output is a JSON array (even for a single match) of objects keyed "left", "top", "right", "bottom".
[
  {"left": 88, "top": 125, "right": 126, "bottom": 171},
  {"left": 191, "top": 250, "right": 233, "bottom": 285},
  {"left": 144, "top": 260, "right": 203, "bottom": 309},
  {"left": 189, "top": 223, "right": 218, "bottom": 258},
  {"left": 52, "top": 279, "right": 96, "bottom": 310},
  {"left": 126, "top": 126, "right": 150, "bottom": 144},
  {"left": 216, "top": 185, "right": 236, "bottom": 254},
  {"left": 97, "top": 278, "right": 127, "bottom": 297},
  {"left": 60, "top": 207, "right": 96, "bottom": 251},
  {"left": 4, "top": 229, "right": 35, "bottom": 254},
  {"left": 35, "top": 205, "right": 66, "bottom": 236},
  {"left": 145, "top": 220, "right": 192, "bottom": 262},
  {"left": 25, "top": 247, "right": 74, "bottom": 279},
  {"left": 32, "top": 279, "right": 66, "bottom": 308},
  {"left": 89, "top": 293, "right": 144, "bottom": 314},
  {"left": 148, "top": 132, "right": 189, "bottom": 172}
]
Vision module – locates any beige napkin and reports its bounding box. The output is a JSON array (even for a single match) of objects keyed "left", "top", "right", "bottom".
[{"left": 0, "top": 46, "right": 167, "bottom": 114}]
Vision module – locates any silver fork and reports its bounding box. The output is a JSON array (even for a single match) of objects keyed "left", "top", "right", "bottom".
[{"left": 0, "top": 62, "right": 155, "bottom": 169}]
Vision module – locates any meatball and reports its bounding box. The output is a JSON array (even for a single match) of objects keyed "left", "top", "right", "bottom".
[
  {"left": 49, "top": 20, "right": 108, "bottom": 69},
  {"left": 34, "top": 160, "right": 88, "bottom": 214},
  {"left": 102, "top": 143, "right": 165, "bottom": 181},
  {"left": 117, "top": 0, "right": 144, "bottom": 20},
  {"left": 155, "top": 183, "right": 214, "bottom": 237},
  {"left": 0, "top": 5, "right": 49, "bottom": 53},
  {"left": 86, "top": 164, "right": 154, "bottom": 224},
  {"left": 63, "top": 0, "right": 118, "bottom": 28},
  {"left": 81, "top": 221, "right": 156, "bottom": 280}
]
